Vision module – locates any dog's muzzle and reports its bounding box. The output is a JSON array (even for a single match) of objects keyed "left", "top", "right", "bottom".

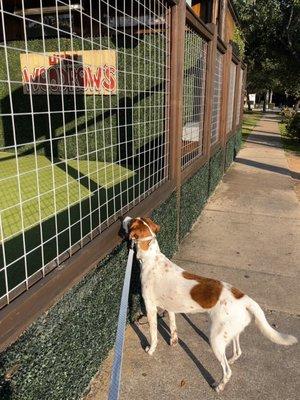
[{"left": 122, "top": 216, "right": 132, "bottom": 234}]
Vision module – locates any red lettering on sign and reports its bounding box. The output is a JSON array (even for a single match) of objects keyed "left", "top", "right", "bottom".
[
  {"left": 102, "top": 65, "right": 117, "bottom": 92},
  {"left": 22, "top": 67, "right": 46, "bottom": 83},
  {"left": 84, "top": 66, "right": 104, "bottom": 91}
]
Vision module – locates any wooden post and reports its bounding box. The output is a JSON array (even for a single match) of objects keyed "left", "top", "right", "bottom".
[
  {"left": 232, "top": 60, "right": 242, "bottom": 133},
  {"left": 203, "top": 24, "right": 217, "bottom": 158},
  {"left": 220, "top": 44, "right": 231, "bottom": 147},
  {"left": 239, "top": 65, "right": 247, "bottom": 126},
  {"left": 168, "top": 0, "right": 186, "bottom": 243}
]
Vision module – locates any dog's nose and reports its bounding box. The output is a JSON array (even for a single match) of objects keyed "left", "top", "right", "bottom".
[{"left": 122, "top": 216, "right": 132, "bottom": 233}]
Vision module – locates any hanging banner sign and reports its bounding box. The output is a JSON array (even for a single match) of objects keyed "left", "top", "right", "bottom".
[{"left": 20, "top": 50, "right": 117, "bottom": 95}]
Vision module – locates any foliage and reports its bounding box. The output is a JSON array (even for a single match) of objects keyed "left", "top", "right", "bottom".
[
  {"left": 287, "top": 113, "right": 300, "bottom": 139},
  {"left": 280, "top": 107, "right": 300, "bottom": 138},
  {"left": 232, "top": 26, "right": 245, "bottom": 59},
  {"left": 233, "top": 0, "right": 300, "bottom": 99},
  {"left": 278, "top": 121, "right": 288, "bottom": 136},
  {"left": 279, "top": 120, "right": 300, "bottom": 152},
  {"left": 280, "top": 106, "right": 296, "bottom": 123}
]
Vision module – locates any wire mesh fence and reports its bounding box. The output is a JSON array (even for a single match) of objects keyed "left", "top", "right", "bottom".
[
  {"left": 210, "top": 49, "right": 223, "bottom": 145},
  {"left": 0, "top": 0, "right": 245, "bottom": 310},
  {"left": 181, "top": 25, "right": 207, "bottom": 169},
  {"left": 226, "top": 60, "right": 236, "bottom": 133},
  {"left": 0, "top": 0, "right": 171, "bottom": 307}
]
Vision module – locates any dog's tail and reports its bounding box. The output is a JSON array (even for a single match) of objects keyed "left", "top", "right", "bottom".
[{"left": 246, "top": 298, "right": 297, "bottom": 346}]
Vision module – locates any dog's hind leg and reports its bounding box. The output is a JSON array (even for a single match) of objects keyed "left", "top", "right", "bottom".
[
  {"left": 210, "top": 334, "right": 232, "bottom": 393},
  {"left": 168, "top": 312, "right": 178, "bottom": 346},
  {"left": 228, "top": 334, "right": 242, "bottom": 364}
]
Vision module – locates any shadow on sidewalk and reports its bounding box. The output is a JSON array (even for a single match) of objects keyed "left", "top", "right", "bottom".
[
  {"left": 131, "top": 314, "right": 216, "bottom": 388},
  {"left": 245, "top": 132, "right": 282, "bottom": 149},
  {"left": 259, "top": 114, "right": 281, "bottom": 122},
  {"left": 248, "top": 132, "right": 281, "bottom": 141},
  {"left": 181, "top": 314, "right": 209, "bottom": 344},
  {"left": 236, "top": 157, "right": 300, "bottom": 179},
  {"left": 245, "top": 140, "right": 281, "bottom": 149}
]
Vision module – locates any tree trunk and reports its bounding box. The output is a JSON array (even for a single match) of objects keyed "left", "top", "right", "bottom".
[
  {"left": 263, "top": 93, "right": 267, "bottom": 112},
  {"left": 247, "top": 92, "right": 251, "bottom": 111},
  {"left": 269, "top": 90, "right": 273, "bottom": 104}
]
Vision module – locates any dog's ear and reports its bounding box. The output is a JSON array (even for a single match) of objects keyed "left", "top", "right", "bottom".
[{"left": 142, "top": 217, "right": 160, "bottom": 234}]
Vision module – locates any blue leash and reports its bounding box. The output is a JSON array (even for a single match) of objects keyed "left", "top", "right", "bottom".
[{"left": 108, "top": 245, "right": 134, "bottom": 400}]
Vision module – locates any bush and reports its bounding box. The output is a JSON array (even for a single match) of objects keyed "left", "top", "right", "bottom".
[
  {"left": 280, "top": 107, "right": 295, "bottom": 122},
  {"left": 287, "top": 112, "right": 300, "bottom": 139}
]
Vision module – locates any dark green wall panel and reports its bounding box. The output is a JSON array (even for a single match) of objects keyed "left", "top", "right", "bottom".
[
  {"left": 209, "top": 148, "right": 224, "bottom": 194},
  {"left": 179, "top": 163, "right": 209, "bottom": 240},
  {"left": 225, "top": 135, "right": 236, "bottom": 170},
  {"left": 235, "top": 129, "right": 243, "bottom": 153}
]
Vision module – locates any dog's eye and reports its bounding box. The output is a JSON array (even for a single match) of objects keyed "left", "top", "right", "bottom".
[{"left": 129, "top": 232, "right": 138, "bottom": 240}]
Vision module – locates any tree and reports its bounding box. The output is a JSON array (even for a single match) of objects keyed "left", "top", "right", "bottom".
[{"left": 234, "top": 0, "right": 300, "bottom": 109}]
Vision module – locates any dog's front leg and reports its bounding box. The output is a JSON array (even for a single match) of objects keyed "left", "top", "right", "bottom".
[
  {"left": 169, "top": 312, "right": 178, "bottom": 346},
  {"left": 145, "top": 304, "right": 157, "bottom": 356}
]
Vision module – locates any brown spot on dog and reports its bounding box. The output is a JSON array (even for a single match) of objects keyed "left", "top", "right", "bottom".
[
  {"left": 182, "top": 271, "right": 223, "bottom": 309},
  {"left": 231, "top": 287, "right": 244, "bottom": 299}
]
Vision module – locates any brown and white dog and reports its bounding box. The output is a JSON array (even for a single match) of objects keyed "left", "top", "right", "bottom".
[{"left": 123, "top": 216, "right": 297, "bottom": 392}]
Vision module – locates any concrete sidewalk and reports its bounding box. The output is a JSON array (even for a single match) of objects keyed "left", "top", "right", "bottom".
[{"left": 85, "top": 113, "right": 300, "bottom": 400}]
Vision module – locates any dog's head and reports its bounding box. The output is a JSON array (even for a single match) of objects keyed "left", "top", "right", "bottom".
[{"left": 122, "top": 216, "right": 160, "bottom": 250}]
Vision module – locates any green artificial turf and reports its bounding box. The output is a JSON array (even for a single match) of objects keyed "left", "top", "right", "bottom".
[
  {"left": 67, "top": 159, "right": 134, "bottom": 188},
  {"left": 0, "top": 151, "right": 134, "bottom": 241}
]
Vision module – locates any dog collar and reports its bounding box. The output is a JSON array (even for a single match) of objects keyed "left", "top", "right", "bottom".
[
  {"left": 133, "top": 235, "right": 156, "bottom": 243},
  {"left": 133, "top": 218, "right": 156, "bottom": 243}
]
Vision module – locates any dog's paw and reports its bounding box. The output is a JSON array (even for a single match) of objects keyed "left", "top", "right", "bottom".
[
  {"left": 169, "top": 336, "right": 178, "bottom": 346},
  {"left": 228, "top": 357, "right": 236, "bottom": 365},
  {"left": 213, "top": 382, "right": 225, "bottom": 394},
  {"left": 228, "top": 352, "right": 241, "bottom": 365},
  {"left": 145, "top": 346, "right": 155, "bottom": 356}
]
